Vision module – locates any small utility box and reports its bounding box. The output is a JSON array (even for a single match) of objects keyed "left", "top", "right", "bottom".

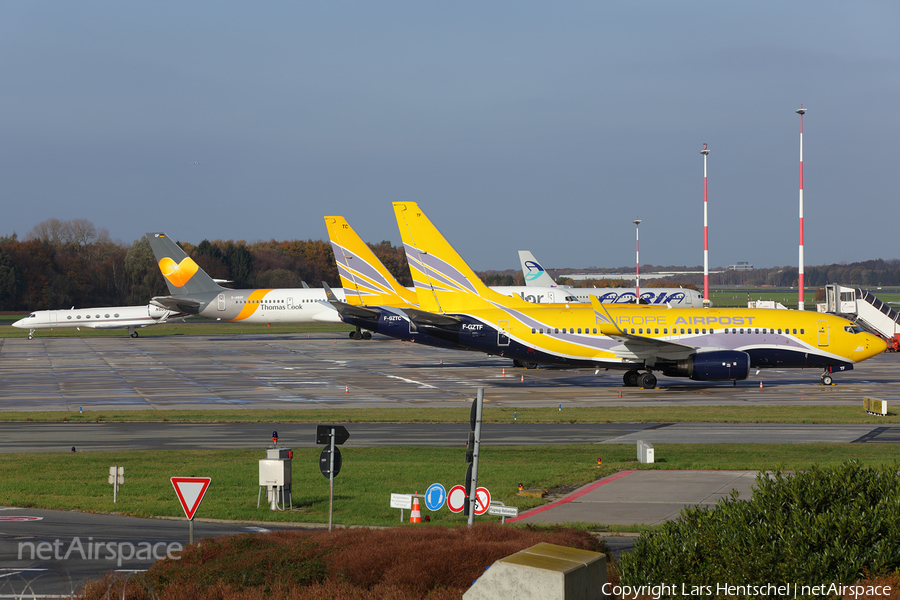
[
  {"left": 258, "top": 447, "right": 292, "bottom": 510},
  {"left": 637, "top": 440, "right": 655, "bottom": 464}
]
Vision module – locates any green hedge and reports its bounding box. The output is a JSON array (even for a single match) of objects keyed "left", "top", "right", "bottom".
[{"left": 618, "top": 461, "right": 900, "bottom": 593}]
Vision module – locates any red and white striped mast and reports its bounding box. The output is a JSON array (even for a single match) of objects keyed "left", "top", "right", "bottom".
[
  {"left": 634, "top": 217, "right": 641, "bottom": 303},
  {"left": 701, "top": 143, "right": 710, "bottom": 307},
  {"left": 796, "top": 105, "right": 806, "bottom": 311}
]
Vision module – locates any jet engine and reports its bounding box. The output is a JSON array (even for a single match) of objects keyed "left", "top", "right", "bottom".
[
  {"left": 661, "top": 350, "right": 750, "bottom": 381},
  {"left": 148, "top": 305, "right": 170, "bottom": 319}
]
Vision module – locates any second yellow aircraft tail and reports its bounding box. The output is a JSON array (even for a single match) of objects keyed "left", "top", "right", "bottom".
[
  {"left": 324, "top": 216, "right": 418, "bottom": 307},
  {"left": 392, "top": 202, "right": 533, "bottom": 313}
]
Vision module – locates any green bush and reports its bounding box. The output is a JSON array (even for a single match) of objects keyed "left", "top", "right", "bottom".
[{"left": 618, "top": 461, "right": 900, "bottom": 593}]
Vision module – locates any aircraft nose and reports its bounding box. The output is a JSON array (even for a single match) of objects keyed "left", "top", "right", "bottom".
[
  {"left": 862, "top": 334, "right": 888, "bottom": 359},
  {"left": 11, "top": 319, "right": 25, "bottom": 329}
]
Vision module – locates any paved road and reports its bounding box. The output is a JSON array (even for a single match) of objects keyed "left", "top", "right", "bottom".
[{"left": 1, "top": 422, "right": 898, "bottom": 453}]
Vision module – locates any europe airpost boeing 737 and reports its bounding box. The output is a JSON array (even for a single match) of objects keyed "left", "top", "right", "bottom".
[
  {"left": 391, "top": 202, "right": 886, "bottom": 388},
  {"left": 323, "top": 215, "right": 590, "bottom": 357}
]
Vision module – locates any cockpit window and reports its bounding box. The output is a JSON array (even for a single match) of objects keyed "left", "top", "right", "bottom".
[
  {"left": 28, "top": 314, "right": 35, "bottom": 318},
  {"left": 845, "top": 325, "right": 864, "bottom": 334}
]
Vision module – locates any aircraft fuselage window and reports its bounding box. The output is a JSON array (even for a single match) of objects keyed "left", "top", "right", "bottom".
[
  {"left": 67, "top": 316, "right": 72, "bottom": 320},
  {"left": 800, "top": 329, "right": 804, "bottom": 334},
  {"left": 740, "top": 328, "right": 744, "bottom": 334},
  {"left": 680, "top": 328, "right": 685, "bottom": 334},
  {"left": 577, "top": 328, "right": 582, "bottom": 334},
  {"left": 105, "top": 314, "right": 110, "bottom": 318},
  {"left": 114, "top": 313, "right": 119, "bottom": 317},
  {"left": 593, "top": 328, "right": 597, "bottom": 334},
  {"left": 793, "top": 329, "right": 797, "bottom": 334},
  {"left": 77, "top": 315, "right": 81, "bottom": 319}
]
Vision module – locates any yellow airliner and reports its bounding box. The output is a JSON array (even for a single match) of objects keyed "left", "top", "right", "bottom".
[{"left": 392, "top": 202, "right": 886, "bottom": 388}]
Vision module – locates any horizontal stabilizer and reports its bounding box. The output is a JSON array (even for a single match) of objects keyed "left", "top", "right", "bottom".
[
  {"left": 404, "top": 308, "right": 463, "bottom": 328},
  {"left": 150, "top": 296, "right": 203, "bottom": 313}
]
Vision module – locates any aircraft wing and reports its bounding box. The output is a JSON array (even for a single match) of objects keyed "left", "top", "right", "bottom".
[
  {"left": 84, "top": 320, "right": 159, "bottom": 330},
  {"left": 150, "top": 296, "right": 203, "bottom": 313},
  {"left": 606, "top": 333, "right": 708, "bottom": 361}
]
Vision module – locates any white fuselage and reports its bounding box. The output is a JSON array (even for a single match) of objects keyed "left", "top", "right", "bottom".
[{"left": 12, "top": 305, "right": 186, "bottom": 335}]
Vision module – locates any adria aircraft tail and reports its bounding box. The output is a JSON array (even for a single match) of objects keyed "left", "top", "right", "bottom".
[
  {"left": 518, "top": 251, "right": 558, "bottom": 287},
  {"left": 393, "top": 202, "right": 532, "bottom": 313},
  {"left": 146, "top": 233, "right": 224, "bottom": 296},
  {"left": 324, "top": 216, "right": 418, "bottom": 307}
]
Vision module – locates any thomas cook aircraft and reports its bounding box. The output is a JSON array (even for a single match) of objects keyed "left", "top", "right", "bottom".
[
  {"left": 12, "top": 305, "right": 190, "bottom": 339},
  {"left": 145, "top": 233, "right": 344, "bottom": 326},
  {"left": 393, "top": 202, "right": 886, "bottom": 388},
  {"left": 518, "top": 250, "right": 706, "bottom": 308}
]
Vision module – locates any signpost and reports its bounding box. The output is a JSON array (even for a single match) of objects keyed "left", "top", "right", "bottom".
[
  {"left": 473, "top": 487, "right": 491, "bottom": 516},
  {"left": 425, "top": 483, "right": 446, "bottom": 512},
  {"left": 171, "top": 477, "right": 211, "bottom": 544},
  {"left": 108, "top": 466, "right": 124, "bottom": 503},
  {"left": 316, "top": 424, "right": 350, "bottom": 531},
  {"left": 467, "top": 388, "right": 484, "bottom": 526},
  {"left": 447, "top": 485, "right": 467, "bottom": 513}
]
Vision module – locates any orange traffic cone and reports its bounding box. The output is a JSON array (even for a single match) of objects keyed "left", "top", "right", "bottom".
[
  {"left": 502, "top": 367, "right": 506, "bottom": 376},
  {"left": 410, "top": 493, "right": 422, "bottom": 523},
  {"left": 520, "top": 374, "right": 524, "bottom": 382},
  {"left": 345, "top": 385, "right": 349, "bottom": 393},
  {"left": 759, "top": 381, "right": 763, "bottom": 389},
  {"left": 618, "top": 390, "right": 623, "bottom": 398}
]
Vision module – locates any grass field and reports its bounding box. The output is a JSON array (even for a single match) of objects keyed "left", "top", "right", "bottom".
[{"left": 2, "top": 443, "right": 898, "bottom": 529}]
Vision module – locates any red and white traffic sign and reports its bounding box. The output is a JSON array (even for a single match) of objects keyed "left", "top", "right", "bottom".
[
  {"left": 474, "top": 487, "right": 491, "bottom": 516},
  {"left": 447, "top": 485, "right": 467, "bottom": 513},
  {"left": 171, "top": 477, "right": 211, "bottom": 520}
]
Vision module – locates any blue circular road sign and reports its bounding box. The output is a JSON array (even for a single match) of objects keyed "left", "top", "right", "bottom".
[{"left": 425, "top": 483, "right": 446, "bottom": 511}]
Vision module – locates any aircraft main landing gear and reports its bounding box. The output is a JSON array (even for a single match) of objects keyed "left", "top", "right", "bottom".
[
  {"left": 821, "top": 373, "right": 834, "bottom": 386},
  {"left": 624, "top": 369, "right": 657, "bottom": 389},
  {"left": 350, "top": 328, "right": 372, "bottom": 340}
]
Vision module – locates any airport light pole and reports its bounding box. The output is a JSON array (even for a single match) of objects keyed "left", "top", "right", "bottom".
[
  {"left": 796, "top": 105, "right": 806, "bottom": 311},
  {"left": 701, "top": 143, "right": 710, "bottom": 308},
  {"left": 634, "top": 218, "right": 641, "bottom": 303}
]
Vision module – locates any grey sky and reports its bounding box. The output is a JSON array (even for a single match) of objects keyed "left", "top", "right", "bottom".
[{"left": 2, "top": 1, "right": 898, "bottom": 271}]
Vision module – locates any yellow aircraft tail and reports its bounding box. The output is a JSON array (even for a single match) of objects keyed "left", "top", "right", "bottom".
[
  {"left": 324, "top": 216, "right": 418, "bottom": 307},
  {"left": 392, "top": 202, "right": 533, "bottom": 313}
]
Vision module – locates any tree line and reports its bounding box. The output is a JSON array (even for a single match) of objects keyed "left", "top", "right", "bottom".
[
  {"left": 2, "top": 219, "right": 898, "bottom": 311},
  {"left": 0, "top": 219, "right": 411, "bottom": 311}
]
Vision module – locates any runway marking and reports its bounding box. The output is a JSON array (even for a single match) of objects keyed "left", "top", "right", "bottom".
[
  {"left": 382, "top": 375, "right": 437, "bottom": 389},
  {"left": 506, "top": 470, "right": 637, "bottom": 523},
  {"left": 0, "top": 568, "right": 48, "bottom": 579}
]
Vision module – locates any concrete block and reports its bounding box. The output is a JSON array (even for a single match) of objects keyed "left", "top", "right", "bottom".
[{"left": 463, "top": 542, "right": 606, "bottom": 600}]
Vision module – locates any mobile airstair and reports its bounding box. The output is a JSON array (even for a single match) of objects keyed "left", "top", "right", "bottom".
[{"left": 819, "top": 284, "right": 900, "bottom": 350}]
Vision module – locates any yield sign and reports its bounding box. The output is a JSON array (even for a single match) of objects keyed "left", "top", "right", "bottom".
[{"left": 171, "top": 477, "right": 211, "bottom": 520}]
